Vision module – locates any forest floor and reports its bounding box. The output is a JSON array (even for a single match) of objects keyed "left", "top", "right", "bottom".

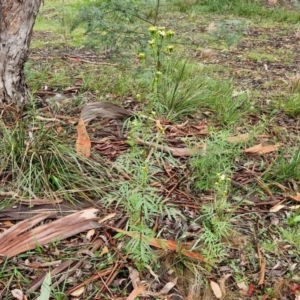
[{"left": 0, "top": 0, "right": 300, "bottom": 299}]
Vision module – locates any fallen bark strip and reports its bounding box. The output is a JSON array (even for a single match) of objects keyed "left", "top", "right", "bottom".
[
  {"left": 0, "top": 203, "right": 76, "bottom": 221},
  {"left": 135, "top": 138, "right": 204, "bottom": 157},
  {"left": 108, "top": 226, "right": 207, "bottom": 263},
  {"left": 0, "top": 208, "right": 99, "bottom": 260}
]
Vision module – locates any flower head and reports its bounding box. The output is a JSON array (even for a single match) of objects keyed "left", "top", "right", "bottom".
[
  {"left": 149, "top": 26, "right": 158, "bottom": 35},
  {"left": 166, "top": 30, "right": 175, "bottom": 38},
  {"left": 166, "top": 45, "right": 174, "bottom": 53},
  {"left": 148, "top": 39, "right": 155, "bottom": 46},
  {"left": 219, "top": 174, "right": 226, "bottom": 181},
  {"left": 158, "top": 30, "right": 166, "bottom": 37},
  {"left": 138, "top": 52, "right": 146, "bottom": 59}
]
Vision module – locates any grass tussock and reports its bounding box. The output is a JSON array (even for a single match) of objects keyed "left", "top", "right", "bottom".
[{"left": 0, "top": 117, "right": 107, "bottom": 205}]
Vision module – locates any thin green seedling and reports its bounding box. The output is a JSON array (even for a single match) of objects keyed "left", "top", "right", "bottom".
[
  {"left": 101, "top": 117, "right": 181, "bottom": 268},
  {"left": 190, "top": 173, "right": 233, "bottom": 262},
  {"left": 190, "top": 130, "right": 243, "bottom": 191}
]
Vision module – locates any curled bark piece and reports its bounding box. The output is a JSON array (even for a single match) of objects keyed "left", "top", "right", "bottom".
[{"left": 81, "top": 102, "right": 132, "bottom": 123}]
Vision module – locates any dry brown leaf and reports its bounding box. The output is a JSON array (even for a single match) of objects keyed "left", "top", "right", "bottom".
[
  {"left": 207, "top": 22, "right": 217, "bottom": 32},
  {"left": 201, "top": 48, "right": 217, "bottom": 59},
  {"left": 210, "top": 281, "right": 222, "bottom": 299},
  {"left": 11, "top": 289, "right": 23, "bottom": 300},
  {"left": 110, "top": 226, "right": 206, "bottom": 262},
  {"left": 71, "top": 287, "right": 85, "bottom": 297},
  {"left": 76, "top": 117, "right": 91, "bottom": 157},
  {"left": 258, "top": 257, "right": 266, "bottom": 285},
  {"left": 100, "top": 246, "right": 109, "bottom": 256},
  {"left": 156, "top": 119, "right": 163, "bottom": 131},
  {"left": 244, "top": 143, "right": 280, "bottom": 155},
  {"left": 290, "top": 205, "right": 300, "bottom": 210},
  {"left": 139, "top": 278, "right": 177, "bottom": 298},
  {"left": 0, "top": 209, "right": 99, "bottom": 260},
  {"left": 289, "top": 73, "right": 300, "bottom": 91},
  {"left": 128, "top": 266, "right": 141, "bottom": 289},
  {"left": 145, "top": 265, "right": 160, "bottom": 282},
  {"left": 2, "top": 221, "right": 14, "bottom": 227},
  {"left": 126, "top": 285, "right": 146, "bottom": 300},
  {"left": 147, "top": 237, "right": 205, "bottom": 261},
  {"left": 0, "top": 191, "right": 16, "bottom": 197},
  {"left": 86, "top": 229, "right": 95, "bottom": 241},
  {"left": 237, "top": 281, "right": 249, "bottom": 292},
  {"left": 176, "top": 120, "right": 189, "bottom": 128},
  {"left": 219, "top": 274, "right": 232, "bottom": 296},
  {"left": 248, "top": 283, "right": 255, "bottom": 297},
  {"left": 159, "top": 278, "right": 178, "bottom": 294},
  {"left": 271, "top": 182, "right": 289, "bottom": 192},
  {"left": 98, "top": 212, "right": 116, "bottom": 224},
  {"left": 287, "top": 193, "right": 300, "bottom": 202},
  {"left": 269, "top": 204, "right": 286, "bottom": 213},
  {"left": 226, "top": 134, "right": 250, "bottom": 143},
  {"left": 268, "top": 0, "right": 277, "bottom": 4},
  {"left": 168, "top": 146, "right": 203, "bottom": 157}
]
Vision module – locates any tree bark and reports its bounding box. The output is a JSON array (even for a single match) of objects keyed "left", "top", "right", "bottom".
[{"left": 0, "top": 0, "right": 42, "bottom": 107}]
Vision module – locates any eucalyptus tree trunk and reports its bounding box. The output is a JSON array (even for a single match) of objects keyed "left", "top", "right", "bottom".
[{"left": 0, "top": 0, "right": 42, "bottom": 108}]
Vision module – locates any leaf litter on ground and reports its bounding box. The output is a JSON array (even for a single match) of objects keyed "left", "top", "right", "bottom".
[{"left": 1, "top": 1, "right": 300, "bottom": 298}]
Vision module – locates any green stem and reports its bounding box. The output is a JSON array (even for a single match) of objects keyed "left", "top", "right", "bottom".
[{"left": 154, "top": 0, "right": 160, "bottom": 26}]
